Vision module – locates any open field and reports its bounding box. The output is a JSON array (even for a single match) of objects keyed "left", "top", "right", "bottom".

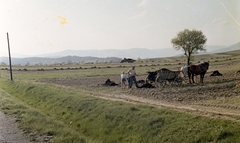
[{"left": 1, "top": 50, "right": 240, "bottom": 142}]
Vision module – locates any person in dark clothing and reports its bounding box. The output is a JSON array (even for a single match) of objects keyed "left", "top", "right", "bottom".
[{"left": 127, "top": 65, "right": 139, "bottom": 88}]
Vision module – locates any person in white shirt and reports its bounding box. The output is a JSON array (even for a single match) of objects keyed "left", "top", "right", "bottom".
[
  {"left": 121, "top": 71, "right": 127, "bottom": 88},
  {"left": 127, "top": 65, "right": 139, "bottom": 88}
]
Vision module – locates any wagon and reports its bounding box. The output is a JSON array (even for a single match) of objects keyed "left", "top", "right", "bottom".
[
  {"left": 145, "top": 71, "right": 159, "bottom": 84},
  {"left": 146, "top": 68, "right": 183, "bottom": 87}
]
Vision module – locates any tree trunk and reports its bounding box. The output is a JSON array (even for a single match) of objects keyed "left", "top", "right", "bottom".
[
  {"left": 187, "top": 51, "right": 191, "bottom": 65},
  {"left": 187, "top": 57, "right": 190, "bottom": 65}
]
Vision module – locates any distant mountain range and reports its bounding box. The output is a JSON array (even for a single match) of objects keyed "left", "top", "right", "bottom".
[
  {"left": 36, "top": 42, "right": 240, "bottom": 59},
  {"left": 0, "top": 42, "right": 239, "bottom": 65}
]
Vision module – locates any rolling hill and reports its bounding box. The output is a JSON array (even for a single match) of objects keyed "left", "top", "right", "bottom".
[
  {"left": 0, "top": 42, "right": 239, "bottom": 65},
  {"left": 31, "top": 42, "right": 240, "bottom": 59}
]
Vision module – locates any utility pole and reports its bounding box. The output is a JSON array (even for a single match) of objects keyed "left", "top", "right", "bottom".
[{"left": 6, "top": 32, "right": 13, "bottom": 81}]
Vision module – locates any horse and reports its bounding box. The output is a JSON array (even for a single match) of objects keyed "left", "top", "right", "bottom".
[
  {"left": 188, "top": 62, "right": 209, "bottom": 84},
  {"left": 180, "top": 65, "right": 188, "bottom": 77}
]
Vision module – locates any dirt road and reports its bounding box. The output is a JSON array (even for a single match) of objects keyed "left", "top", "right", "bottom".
[{"left": 0, "top": 111, "right": 30, "bottom": 143}]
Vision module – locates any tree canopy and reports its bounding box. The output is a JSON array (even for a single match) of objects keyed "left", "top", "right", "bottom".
[{"left": 171, "top": 29, "right": 207, "bottom": 65}]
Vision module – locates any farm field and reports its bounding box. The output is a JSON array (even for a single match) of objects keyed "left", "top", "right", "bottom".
[
  {"left": 1, "top": 50, "right": 240, "bottom": 142},
  {"left": 40, "top": 70, "right": 240, "bottom": 120}
]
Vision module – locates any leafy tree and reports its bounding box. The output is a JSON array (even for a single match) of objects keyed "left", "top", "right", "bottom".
[{"left": 171, "top": 29, "right": 207, "bottom": 65}]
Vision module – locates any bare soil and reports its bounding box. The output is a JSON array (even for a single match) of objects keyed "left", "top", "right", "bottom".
[
  {"left": 0, "top": 111, "right": 31, "bottom": 143},
  {"left": 40, "top": 70, "right": 240, "bottom": 121}
]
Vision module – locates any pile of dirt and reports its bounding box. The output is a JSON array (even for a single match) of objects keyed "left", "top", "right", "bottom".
[
  {"left": 210, "top": 70, "right": 223, "bottom": 76},
  {"left": 103, "top": 78, "right": 119, "bottom": 86}
]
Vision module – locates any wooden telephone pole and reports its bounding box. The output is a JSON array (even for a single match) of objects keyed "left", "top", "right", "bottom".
[{"left": 6, "top": 32, "right": 13, "bottom": 81}]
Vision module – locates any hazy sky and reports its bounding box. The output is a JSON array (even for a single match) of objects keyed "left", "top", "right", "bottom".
[{"left": 0, "top": 0, "right": 240, "bottom": 57}]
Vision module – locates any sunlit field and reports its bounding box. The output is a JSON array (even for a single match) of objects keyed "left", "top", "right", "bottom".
[{"left": 1, "top": 50, "right": 240, "bottom": 142}]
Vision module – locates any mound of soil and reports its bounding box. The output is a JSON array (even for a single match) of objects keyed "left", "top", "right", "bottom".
[
  {"left": 210, "top": 70, "right": 223, "bottom": 76},
  {"left": 103, "top": 78, "right": 119, "bottom": 86}
]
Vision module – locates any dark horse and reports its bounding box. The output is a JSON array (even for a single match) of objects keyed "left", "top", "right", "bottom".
[{"left": 188, "top": 62, "right": 209, "bottom": 84}]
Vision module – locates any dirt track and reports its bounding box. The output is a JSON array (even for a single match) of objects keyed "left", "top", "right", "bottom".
[
  {"left": 0, "top": 111, "right": 30, "bottom": 143},
  {"left": 40, "top": 70, "right": 240, "bottom": 121}
]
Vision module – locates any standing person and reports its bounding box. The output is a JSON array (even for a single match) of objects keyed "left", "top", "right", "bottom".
[
  {"left": 127, "top": 65, "right": 139, "bottom": 88},
  {"left": 120, "top": 71, "right": 127, "bottom": 89}
]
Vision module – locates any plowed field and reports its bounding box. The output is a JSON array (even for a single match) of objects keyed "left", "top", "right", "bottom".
[{"left": 40, "top": 69, "right": 240, "bottom": 121}]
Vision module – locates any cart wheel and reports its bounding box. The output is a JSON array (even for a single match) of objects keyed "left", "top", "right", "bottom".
[
  {"left": 145, "top": 75, "right": 154, "bottom": 84},
  {"left": 155, "top": 75, "right": 166, "bottom": 87},
  {"left": 145, "top": 75, "right": 149, "bottom": 83},
  {"left": 174, "top": 77, "right": 183, "bottom": 85}
]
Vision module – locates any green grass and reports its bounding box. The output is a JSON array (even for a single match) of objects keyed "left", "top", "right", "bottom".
[
  {"left": 1, "top": 50, "right": 240, "bottom": 142},
  {"left": 1, "top": 79, "right": 240, "bottom": 142},
  {"left": 0, "top": 85, "right": 92, "bottom": 143}
]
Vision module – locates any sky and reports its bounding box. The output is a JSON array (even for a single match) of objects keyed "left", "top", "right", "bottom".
[{"left": 0, "top": 0, "right": 240, "bottom": 57}]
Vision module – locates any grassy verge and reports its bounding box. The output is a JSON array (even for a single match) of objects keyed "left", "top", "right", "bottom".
[
  {"left": 0, "top": 83, "right": 92, "bottom": 143},
  {"left": 1, "top": 79, "right": 240, "bottom": 142}
]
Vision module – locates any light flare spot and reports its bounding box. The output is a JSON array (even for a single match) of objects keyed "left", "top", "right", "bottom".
[{"left": 57, "top": 16, "right": 67, "bottom": 25}]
